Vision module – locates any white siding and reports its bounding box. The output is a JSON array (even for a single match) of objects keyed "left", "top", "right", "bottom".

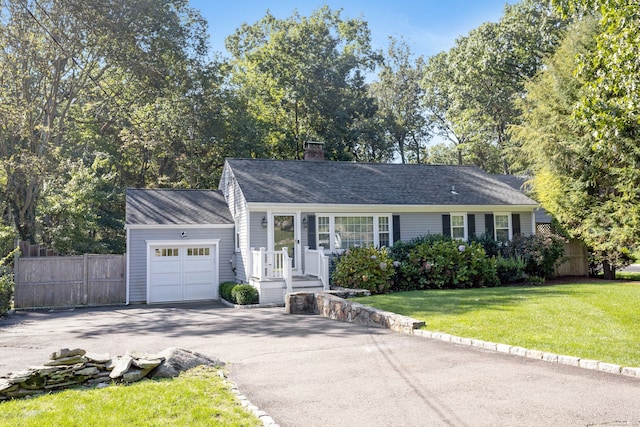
[{"left": 128, "top": 227, "right": 234, "bottom": 303}]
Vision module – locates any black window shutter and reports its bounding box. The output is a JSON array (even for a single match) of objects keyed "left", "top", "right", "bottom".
[
  {"left": 392, "top": 215, "right": 401, "bottom": 244},
  {"left": 467, "top": 214, "right": 476, "bottom": 238},
  {"left": 307, "top": 214, "right": 316, "bottom": 249},
  {"left": 512, "top": 213, "right": 521, "bottom": 236},
  {"left": 485, "top": 214, "right": 494, "bottom": 238},
  {"left": 442, "top": 214, "right": 451, "bottom": 237}
]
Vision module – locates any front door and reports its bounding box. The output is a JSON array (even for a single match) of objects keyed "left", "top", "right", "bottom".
[{"left": 272, "top": 214, "right": 298, "bottom": 270}]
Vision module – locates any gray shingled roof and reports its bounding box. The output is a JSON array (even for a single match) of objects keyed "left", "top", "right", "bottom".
[
  {"left": 492, "top": 175, "right": 552, "bottom": 223},
  {"left": 225, "top": 159, "right": 538, "bottom": 206},
  {"left": 126, "top": 188, "right": 232, "bottom": 225}
]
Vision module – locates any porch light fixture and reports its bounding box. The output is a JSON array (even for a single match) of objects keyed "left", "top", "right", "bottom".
[
  {"left": 261, "top": 216, "right": 267, "bottom": 228},
  {"left": 302, "top": 216, "right": 308, "bottom": 229}
]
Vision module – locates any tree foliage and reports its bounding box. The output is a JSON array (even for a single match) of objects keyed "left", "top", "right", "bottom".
[
  {"left": 511, "top": 16, "right": 637, "bottom": 278},
  {"left": 421, "top": 0, "right": 568, "bottom": 173},
  {"left": 369, "top": 38, "right": 430, "bottom": 163},
  {"left": 0, "top": 0, "right": 210, "bottom": 247},
  {"left": 225, "top": 7, "right": 382, "bottom": 160}
]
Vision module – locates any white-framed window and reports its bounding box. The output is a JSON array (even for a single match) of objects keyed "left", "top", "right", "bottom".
[
  {"left": 317, "top": 216, "right": 330, "bottom": 248},
  {"left": 378, "top": 216, "right": 390, "bottom": 247},
  {"left": 316, "top": 214, "right": 392, "bottom": 250},
  {"left": 450, "top": 213, "right": 466, "bottom": 240},
  {"left": 494, "top": 213, "right": 511, "bottom": 242}
]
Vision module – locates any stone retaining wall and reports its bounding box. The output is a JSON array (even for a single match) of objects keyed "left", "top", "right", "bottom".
[{"left": 286, "top": 292, "right": 425, "bottom": 333}]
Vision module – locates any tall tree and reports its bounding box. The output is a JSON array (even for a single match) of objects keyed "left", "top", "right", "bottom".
[
  {"left": 421, "top": 51, "right": 497, "bottom": 168},
  {"left": 0, "top": 0, "right": 208, "bottom": 242},
  {"left": 225, "top": 7, "right": 382, "bottom": 160},
  {"left": 435, "top": 0, "right": 567, "bottom": 173},
  {"left": 369, "top": 37, "right": 430, "bottom": 164},
  {"left": 511, "top": 16, "right": 637, "bottom": 278}
]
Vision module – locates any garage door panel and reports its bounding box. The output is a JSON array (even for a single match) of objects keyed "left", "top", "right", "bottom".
[
  {"left": 150, "top": 284, "right": 183, "bottom": 303},
  {"left": 184, "top": 270, "right": 212, "bottom": 284},
  {"left": 152, "top": 260, "right": 182, "bottom": 274},
  {"left": 184, "top": 283, "right": 216, "bottom": 300},
  {"left": 149, "top": 244, "right": 217, "bottom": 303},
  {"left": 184, "top": 259, "right": 213, "bottom": 272}
]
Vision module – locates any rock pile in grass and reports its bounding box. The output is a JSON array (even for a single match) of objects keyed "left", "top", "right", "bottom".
[{"left": 0, "top": 347, "right": 223, "bottom": 400}]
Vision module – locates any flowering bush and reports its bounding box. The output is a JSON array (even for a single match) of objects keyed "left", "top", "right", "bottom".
[
  {"left": 503, "top": 231, "right": 566, "bottom": 279},
  {"left": 332, "top": 246, "right": 394, "bottom": 294},
  {"left": 399, "top": 240, "right": 498, "bottom": 289}
]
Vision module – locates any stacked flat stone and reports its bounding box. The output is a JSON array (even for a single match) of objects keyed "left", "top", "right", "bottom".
[{"left": 0, "top": 347, "right": 219, "bottom": 401}]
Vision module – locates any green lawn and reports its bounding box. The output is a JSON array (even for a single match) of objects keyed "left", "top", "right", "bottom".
[
  {"left": 355, "top": 281, "right": 640, "bottom": 367},
  {"left": 0, "top": 367, "right": 261, "bottom": 427}
]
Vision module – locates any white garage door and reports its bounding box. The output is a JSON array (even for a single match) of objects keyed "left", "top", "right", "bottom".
[{"left": 149, "top": 244, "right": 217, "bottom": 303}]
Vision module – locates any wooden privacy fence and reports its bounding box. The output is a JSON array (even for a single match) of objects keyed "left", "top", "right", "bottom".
[
  {"left": 14, "top": 254, "right": 126, "bottom": 309},
  {"left": 555, "top": 239, "right": 589, "bottom": 277}
]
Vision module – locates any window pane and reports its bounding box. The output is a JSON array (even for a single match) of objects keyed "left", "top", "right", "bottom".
[
  {"left": 495, "top": 215, "right": 509, "bottom": 228},
  {"left": 452, "top": 228, "right": 465, "bottom": 239},
  {"left": 318, "top": 216, "right": 330, "bottom": 248},
  {"left": 496, "top": 229, "right": 509, "bottom": 242},
  {"left": 452, "top": 215, "right": 464, "bottom": 227},
  {"left": 335, "top": 216, "right": 373, "bottom": 249}
]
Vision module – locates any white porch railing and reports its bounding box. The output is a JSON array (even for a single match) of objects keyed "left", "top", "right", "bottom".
[
  {"left": 250, "top": 247, "right": 293, "bottom": 292},
  {"left": 303, "top": 246, "right": 330, "bottom": 290}
]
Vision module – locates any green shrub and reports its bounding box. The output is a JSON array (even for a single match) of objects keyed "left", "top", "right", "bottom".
[
  {"left": 389, "top": 234, "right": 452, "bottom": 264},
  {"left": 332, "top": 246, "right": 394, "bottom": 294},
  {"left": 0, "top": 265, "right": 13, "bottom": 317},
  {"left": 527, "top": 275, "right": 546, "bottom": 285},
  {"left": 219, "top": 282, "right": 259, "bottom": 305},
  {"left": 231, "top": 284, "right": 259, "bottom": 305},
  {"left": 504, "top": 231, "right": 566, "bottom": 279},
  {"left": 468, "top": 233, "right": 503, "bottom": 258},
  {"left": 496, "top": 255, "right": 526, "bottom": 284},
  {"left": 0, "top": 247, "right": 18, "bottom": 317},
  {"left": 400, "top": 240, "right": 498, "bottom": 290},
  {"left": 219, "top": 282, "right": 236, "bottom": 303}
]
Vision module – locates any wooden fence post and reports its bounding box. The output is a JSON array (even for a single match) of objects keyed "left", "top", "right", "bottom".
[{"left": 83, "top": 253, "right": 89, "bottom": 305}]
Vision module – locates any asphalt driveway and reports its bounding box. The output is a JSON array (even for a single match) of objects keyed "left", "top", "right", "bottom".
[{"left": 1, "top": 302, "right": 639, "bottom": 426}]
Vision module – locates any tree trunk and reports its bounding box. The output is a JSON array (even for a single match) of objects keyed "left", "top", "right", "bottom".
[{"left": 602, "top": 261, "right": 615, "bottom": 280}]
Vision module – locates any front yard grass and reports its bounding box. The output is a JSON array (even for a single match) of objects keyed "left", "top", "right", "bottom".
[
  {"left": 0, "top": 366, "right": 261, "bottom": 427},
  {"left": 355, "top": 281, "right": 640, "bottom": 367}
]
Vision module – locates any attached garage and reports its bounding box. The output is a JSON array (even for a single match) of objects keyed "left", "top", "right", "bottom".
[
  {"left": 148, "top": 241, "right": 219, "bottom": 303},
  {"left": 125, "top": 189, "right": 235, "bottom": 305}
]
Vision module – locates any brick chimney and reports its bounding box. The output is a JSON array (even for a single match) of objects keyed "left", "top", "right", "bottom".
[{"left": 304, "top": 141, "right": 325, "bottom": 161}]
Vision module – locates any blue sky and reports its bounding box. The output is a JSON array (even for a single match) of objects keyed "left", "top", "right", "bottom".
[{"left": 189, "top": 0, "right": 518, "bottom": 60}]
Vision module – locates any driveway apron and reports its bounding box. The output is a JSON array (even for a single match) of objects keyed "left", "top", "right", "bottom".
[{"left": 0, "top": 303, "right": 639, "bottom": 426}]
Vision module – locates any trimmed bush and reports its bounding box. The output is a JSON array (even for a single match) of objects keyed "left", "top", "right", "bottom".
[
  {"left": 332, "top": 246, "right": 394, "bottom": 294},
  {"left": 219, "top": 282, "right": 236, "bottom": 303},
  {"left": 219, "top": 282, "right": 259, "bottom": 305},
  {"left": 495, "top": 255, "right": 526, "bottom": 284},
  {"left": 400, "top": 240, "right": 498, "bottom": 289},
  {"left": 231, "top": 284, "right": 259, "bottom": 305}
]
